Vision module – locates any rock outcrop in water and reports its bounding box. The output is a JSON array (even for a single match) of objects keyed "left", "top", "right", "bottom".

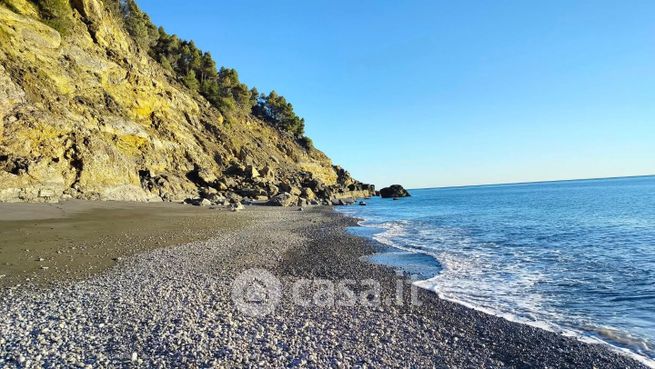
[
  {"left": 0, "top": 0, "right": 374, "bottom": 205},
  {"left": 379, "top": 185, "right": 411, "bottom": 198}
]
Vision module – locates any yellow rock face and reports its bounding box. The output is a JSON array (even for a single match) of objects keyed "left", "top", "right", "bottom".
[{"left": 0, "top": 0, "right": 357, "bottom": 203}]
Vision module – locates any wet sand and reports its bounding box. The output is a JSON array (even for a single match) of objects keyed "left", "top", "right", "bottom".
[{"left": 0, "top": 200, "right": 248, "bottom": 287}]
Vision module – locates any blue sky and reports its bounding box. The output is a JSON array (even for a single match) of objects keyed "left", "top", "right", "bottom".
[{"left": 139, "top": 0, "right": 655, "bottom": 188}]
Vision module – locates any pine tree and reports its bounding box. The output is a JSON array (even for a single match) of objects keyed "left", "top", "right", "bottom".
[
  {"left": 159, "top": 56, "right": 173, "bottom": 72},
  {"left": 121, "top": 0, "right": 158, "bottom": 50},
  {"left": 200, "top": 52, "right": 217, "bottom": 84},
  {"left": 183, "top": 70, "right": 199, "bottom": 92},
  {"left": 249, "top": 87, "right": 260, "bottom": 110},
  {"left": 129, "top": 3, "right": 306, "bottom": 139}
]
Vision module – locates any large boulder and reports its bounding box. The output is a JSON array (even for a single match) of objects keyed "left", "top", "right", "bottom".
[
  {"left": 330, "top": 197, "right": 355, "bottom": 206},
  {"left": 267, "top": 192, "right": 298, "bottom": 207},
  {"left": 331, "top": 198, "right": 346, "bottom": 206},
  {"left": 379, "top": 184, "right": 410, "bottom": 198},
  {"left": 197, "top": 168, "right": 218, "bottom": 185},
  {"left": 237, "top": 187, "right": 267, "bottom": 198},
  {"left": 301, "top": 187, "right": 316, "bottom": 200},
  {"left": 260, "top": 165, "right": 274, "bottom": 179},
  {"left": 244, "top": 165, "right": 260, "bottom": 179},
  {"left": 278, "top": 181, "right": 301, "bottom": 196}
]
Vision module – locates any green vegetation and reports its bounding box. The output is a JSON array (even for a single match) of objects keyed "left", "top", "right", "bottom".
[
  {"left": 110, "top": 0, "right": 312, "bottom": 146},
  {"left": 253, "top": 91, "right": 305, "bottom": 137},
  {"left": 120, "top": 0, "right": 158, "bottom": 50},
  {"left": 297, "top": 136, "right": 314, "bottom": 150},
  {"left": 31, "top": 0, "right": 74, "bottom": 35},
  {"left": 149, "top": 30, "right": 253, "bottom": 119}
]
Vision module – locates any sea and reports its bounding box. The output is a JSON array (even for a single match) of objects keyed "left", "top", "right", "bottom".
[{"left": 338, "top": 175, "right": 655, "bottom": 366}]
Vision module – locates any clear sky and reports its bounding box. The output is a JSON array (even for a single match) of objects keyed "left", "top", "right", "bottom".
[{"left": 138, "top": 0, "right": 655, "bottom": 189}]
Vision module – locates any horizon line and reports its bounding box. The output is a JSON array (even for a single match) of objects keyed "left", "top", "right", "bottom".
[{"left": 407, "top": 173, "right": 655, "bottom": 191}]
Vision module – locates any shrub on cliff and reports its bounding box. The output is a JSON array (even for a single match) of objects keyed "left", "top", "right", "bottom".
[
  {"left": 32, "top": 0, "right": 74, "bottom": 35},
  {"left": 297, "top": 136, "right": 314, "bottom": 150}
]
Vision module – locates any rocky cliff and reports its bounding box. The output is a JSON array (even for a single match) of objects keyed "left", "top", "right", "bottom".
[{"left": 0, "top": 0, "right": 374, "bottom": 205}]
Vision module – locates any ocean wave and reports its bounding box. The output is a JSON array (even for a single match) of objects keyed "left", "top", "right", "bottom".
[{"left": 344, "top": 210, "right": 655, "bottom": 368}]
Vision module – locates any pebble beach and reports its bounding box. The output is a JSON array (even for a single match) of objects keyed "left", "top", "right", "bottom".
[{"left": 0, "top": 204, "right": 647, "bottom": 368}]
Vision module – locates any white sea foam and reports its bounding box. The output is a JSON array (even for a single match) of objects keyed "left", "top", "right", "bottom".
[
  {"left": 354, "top": 217, "right": 655, "bottom": 368},
  {"left": 415, "top": 278, "right": 655, "bottom": 368}
]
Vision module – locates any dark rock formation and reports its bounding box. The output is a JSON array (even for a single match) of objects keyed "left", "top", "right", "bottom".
[
  {"left": 267, "top": 193, "right": 298, "bottom": 207},
  {"left": 379, "top": 185, "right": 411, "bottom": 198}
]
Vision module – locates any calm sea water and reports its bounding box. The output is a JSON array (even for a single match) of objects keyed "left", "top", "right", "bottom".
[{"left": 338, "top": 176, "right": 655, "bottom": 364}]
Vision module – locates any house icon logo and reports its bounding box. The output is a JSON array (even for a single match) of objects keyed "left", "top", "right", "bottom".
[{"left": 231, "top": 268, "right": 282, "bottom": 317}]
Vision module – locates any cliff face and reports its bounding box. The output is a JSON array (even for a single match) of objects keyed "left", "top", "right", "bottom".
[{"left": 0, "top": 0, "right": 373, "bottom": 204}]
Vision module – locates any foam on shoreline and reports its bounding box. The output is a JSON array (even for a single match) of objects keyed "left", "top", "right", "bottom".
[
  {"left": 348, "top": 216, "right": 655, "bottom": 368},
  {"left": 415, "top": 277, "right": 655, "bottom": 368}
]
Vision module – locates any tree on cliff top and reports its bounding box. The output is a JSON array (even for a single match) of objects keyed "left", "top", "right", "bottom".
[
  {"left": 113, "top": 0, "right": 309, "bottom": 144},
  {"left": 120, "top": 0, "right": 158, "bottom": 50},
  {"left": 254, "top": 91, "right": 305, "bottom": 138}
]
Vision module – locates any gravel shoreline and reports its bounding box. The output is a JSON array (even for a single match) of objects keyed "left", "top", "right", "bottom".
[{"left": 0, "top": 206, "right": 647, "bottom": 368}]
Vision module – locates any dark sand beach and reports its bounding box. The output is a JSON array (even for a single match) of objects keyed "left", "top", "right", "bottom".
[
  {"left": 0, "top": 201, "right": 250, "bottom": 288},
  {"left": 0, "top": 202, "right": 647, "bottom": 368}
]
